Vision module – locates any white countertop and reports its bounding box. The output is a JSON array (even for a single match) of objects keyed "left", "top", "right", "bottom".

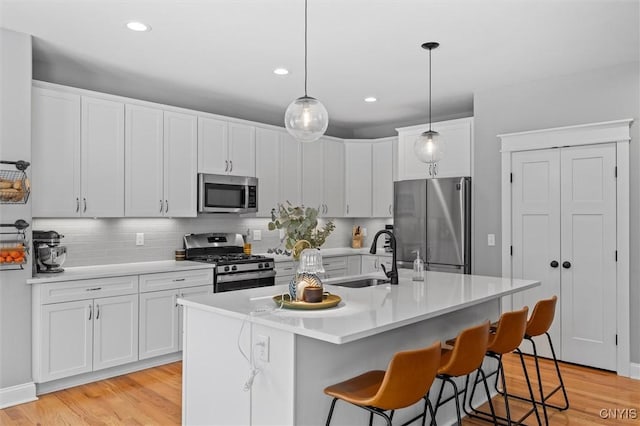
[
  {"left": 260, "top": 247, "right": 392, "bottom": 262},
  {"left": 178, "top": 269, "right": 539, "bottom": 344},
  {"left": 27, "top": 260, "right": 214, "bottom": 284}
]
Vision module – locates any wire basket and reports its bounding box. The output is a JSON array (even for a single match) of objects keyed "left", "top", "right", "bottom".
[
  {"left": 0, "top": 169, "right": 30, "bottom": 204},
  {"left": 0, "top": 239, "right": 28, "bottom": 268}
]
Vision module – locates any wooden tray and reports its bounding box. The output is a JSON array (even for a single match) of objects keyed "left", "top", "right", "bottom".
[{"left": 273, "top": 293, "right": 342, "bottom": 310}]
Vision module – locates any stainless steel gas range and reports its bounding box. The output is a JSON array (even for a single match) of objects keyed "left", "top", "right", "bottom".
[{"left": 184, "top": 233, "right": 275, "bottom": 293}]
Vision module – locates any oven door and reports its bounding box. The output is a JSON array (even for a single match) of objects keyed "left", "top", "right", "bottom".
[
  {"left": 215, "top": 269, "right": 276, "bottom": 293},
  {"left": 198, "top": 174, "right": 257, "bottom": 213}
]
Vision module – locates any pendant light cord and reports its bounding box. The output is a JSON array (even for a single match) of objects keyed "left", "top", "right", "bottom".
[
  {"left": 428, "top": 46, "right": 432, "bottom": 132},
  {"left": 304, "top": 0, "right": 308, "bottom": 97}
]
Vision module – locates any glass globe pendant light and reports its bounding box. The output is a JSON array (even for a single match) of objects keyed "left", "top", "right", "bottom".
[
  {"left": 284, "top": 0, "right": 329, "bottom": 143},
  {"left": 414, "top": 42, "right": 444, "bottom": 175}
]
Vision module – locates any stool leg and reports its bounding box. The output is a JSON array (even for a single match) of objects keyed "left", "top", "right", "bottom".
[
  {"left": 496, "top": 354, "right": 513, "bottom": 426},
  {"left": 546, "top": 332, "right": 570, "bottom": 411},
  {"left": 433, "top": 379, "right": 446, "bottom": 421},
  {"left": 447, "top": 377, "right": 463, "bottom": 425},
  {"left": 529, "top": 336, "right": 550, "bottom": 425},
  {"left": 516, "top": 348, "right": 542, "bottom": 425},
  {"left": 368, "top": 411, "right": 374, "bottom": 426},
  {"left": 325, "top": 398, "right": 338, "bottom": 426}
]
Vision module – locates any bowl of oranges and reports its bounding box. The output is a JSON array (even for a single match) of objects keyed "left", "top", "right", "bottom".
[{"left": 0, "top": 244, "right": 26, "bottom": 265}]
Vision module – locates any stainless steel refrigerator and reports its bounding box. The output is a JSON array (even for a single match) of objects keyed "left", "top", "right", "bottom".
[{"left": 394, "top": 177, "right": 471, "bottom": 274}]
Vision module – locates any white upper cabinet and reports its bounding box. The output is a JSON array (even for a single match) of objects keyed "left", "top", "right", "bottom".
[
  {"left": 164, "top": 111, "right": 198, "bottom": 217},
  {"left": 198, "top": 117, "right": 255, "bottom": 177},
  {"left": 125, "top": 104, "right": 164, "bottom": 217},
  {"left": 125, "top": 108, "right": 197, "bottom": 217},
  {"left": 32, "top": 87, "right": 125, "bottom": 218},
  {"left": 397, "top": 117, "right": 473, "bottom": 180},
  {"left": 372, "top": 139, "right": 394, "bottom": 217},
  {"left": 255, "top": 127, "right": 281, "bottom": 217},
  {"left": 255, "top": 128, "right": 301, "bottom": 216},
  {"left": 302, "top": 137, "right": 345, "bottom": 218},
  {"left": 32, "top": 87, "right": 81, "bottom": 217},
  {"left": 344, "top": 141, "right": 372, "bottom": 217}
]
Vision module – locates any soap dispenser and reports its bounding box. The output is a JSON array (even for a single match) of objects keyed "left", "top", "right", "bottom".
[{"left": 412, "top": 250, "right": 425, "bottom": 281}]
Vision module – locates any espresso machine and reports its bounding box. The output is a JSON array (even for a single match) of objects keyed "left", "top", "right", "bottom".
[{"left": 33, "top": 230, "right": 67, "bottom": 273}]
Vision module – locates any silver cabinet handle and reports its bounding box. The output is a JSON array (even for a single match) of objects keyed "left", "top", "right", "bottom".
[
  {"left": 324, "top": 204, "right": 328, "bottom": 214},
  {"left": 165, "top": 199, "right": 169, "bottom": 213},
  {"left": 389, "top": 204, "right": 392, "bottom": 214},
  {"left": 76, "top": 198, "right": 80, "bottom": 213},
  {"left": 346, "top": 204, "right": 349, "bottom": 214},
  {"left": 96, "top": 304, "right": 100, "bottom": 320},
  {"left": 83, "top": 198, "right": 87, "bottom": 213},
  {"left": 86, "top": 287, "right": 102, "bottom": 291},
  {"left": 230, "top": 160, "right": 233, "bottom": 172},
  {"left": 88, "top": 304, "right": 92, "bottom": 320},
  {"left": 160, "top": 200, "right": 164, "bottom": 213},
  {"left": 173, "top": 278, "right": 186, "bottom": 282},
  {"left": 225, "top": 160, "right": 229, "bottom": 172}
]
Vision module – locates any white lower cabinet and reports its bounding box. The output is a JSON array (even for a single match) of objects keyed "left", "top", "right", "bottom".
[
  {"left": 361, "top": 255, "right": 392, "bottom": 274},
  {"left": 38, "top": 292, "right": 138, "bottom": 382},
  {"left": 275, "top": 261, "right": 296, "bottom": 285}
]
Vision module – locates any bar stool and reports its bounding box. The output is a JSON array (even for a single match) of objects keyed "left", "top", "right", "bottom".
[
  {"left": 499, "top": 296, "right": 569, "bottom": 425},
  {"left": 466, "top": 306, "right": 541, "bottom": 425},
  {"left": 432, "top": 321, "right": 495, "bottom": 426},
  {"left": 324, "top": 341, "right": 441, "bottom": 426}
]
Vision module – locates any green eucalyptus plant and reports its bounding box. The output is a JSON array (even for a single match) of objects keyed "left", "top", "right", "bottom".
[{"left": 268, "top": 202, "right": 336, "bottom": 250}]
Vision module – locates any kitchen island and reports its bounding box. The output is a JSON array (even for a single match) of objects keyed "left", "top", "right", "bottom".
[{"left": 178, "top": 269, "right": 539, "bottom": 426}]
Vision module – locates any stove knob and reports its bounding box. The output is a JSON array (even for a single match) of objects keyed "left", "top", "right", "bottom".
[
  {"left": 224, "top": 266, "right": 230, "bottom": 272},
  {"left": 231, "top": 265, "right": 238, "bottom": 271},
  {"left": 258, "top": 263, "right": 263, "bottom": 268}
]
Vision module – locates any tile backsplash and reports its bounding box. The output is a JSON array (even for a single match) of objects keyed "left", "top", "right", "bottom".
[{"left": 33, "top": 216, "right": 390, "bottom": 267}]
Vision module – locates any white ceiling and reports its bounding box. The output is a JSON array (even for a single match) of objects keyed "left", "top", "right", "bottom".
[{"left": 1, "top": 0, "right": 638, "bottom": 137}]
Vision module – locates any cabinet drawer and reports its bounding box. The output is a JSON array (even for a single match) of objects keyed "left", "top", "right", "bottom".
[
  {"left": 40, "top": 276, "right": 139, "bottom": 304},
  {"left": 323, "top": 257, "right": 347, "bottom": 271},
  {"left": 139, "top": 268, "right": 214, "bottom": 293},
  {"left": 275, "top": 261, "right": 296, "bottom": 275}
]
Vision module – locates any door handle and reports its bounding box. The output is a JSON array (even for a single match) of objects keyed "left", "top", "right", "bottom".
[
  {"left": 562, "top": 261, "right": 572, "bottom": 269},
  {"left": 389, "top": 204, "right": 392, "bottom": 215},
  {"left": 96, "top": 304, "right": 100, "bottom": 319},
  {"left": 160, "top": 200, "right": 164, "bottom": 213},
  {"left": 83, "top": 198, "right": 87, "bottom": 213},
  {"left": 230, "top": 160, "right": 233, "bottom": 172},
  {"left": 88, "top": 304, "right": 92, "bottom": 320},
  {"left": 76, "top": 198, "right": 80, "bottom": 213},
  {"left": 550, "top": 260, "right": 559, "bottom": 268},
  {"left": 346, "top": 204, "right": 349, "bottom": 214},
  {"left": 225, "top": 160, "right": 229, "bottom": 172},
  {"left": 165, "top": 200, "right": 169, "bottom": 213}
]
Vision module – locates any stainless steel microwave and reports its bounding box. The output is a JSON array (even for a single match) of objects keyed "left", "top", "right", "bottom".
[{"left": 198, "top": 174, "right": 258, "bottom": 214}]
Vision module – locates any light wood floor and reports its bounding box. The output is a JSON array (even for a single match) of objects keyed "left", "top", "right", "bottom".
[{"left": 1, "top": 354, "right": 638, "bottom": 425}]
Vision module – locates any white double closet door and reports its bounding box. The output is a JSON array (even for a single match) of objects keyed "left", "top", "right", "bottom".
[{"left": 511, "top": 143, "right": 617, "bottom": 371}]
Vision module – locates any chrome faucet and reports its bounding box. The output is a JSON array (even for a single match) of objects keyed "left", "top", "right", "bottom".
[{"left": 370, "top": 230, "right": 398, "bottom": 285}]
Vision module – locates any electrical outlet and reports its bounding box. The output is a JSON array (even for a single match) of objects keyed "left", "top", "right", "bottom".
[
  {"left": 362, "top": 228, "right": 367, "bottom": 237},
  {"left": 256, "top": 335, "right": 269, "bottom": 362},
  {"left": 136, "top": 233, "right": 144, "bottom": 246},
  {"left": 253, "top": 230, "right": 262, "bottom": 241},
  {"left": 487, "top": 234, "right": 495, "bottom": 246}
]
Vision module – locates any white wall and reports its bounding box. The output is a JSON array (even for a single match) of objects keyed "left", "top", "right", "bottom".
[
  {"left": 472, "top": 62, "right": 640, "bottom": 362},
  {"left": 0, "top": 29, "right": 32, "bottom": 390}
]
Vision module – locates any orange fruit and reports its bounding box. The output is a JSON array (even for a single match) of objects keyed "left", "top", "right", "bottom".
[{"left": 9, "top": 251, "right": 21, "bottom": 258}]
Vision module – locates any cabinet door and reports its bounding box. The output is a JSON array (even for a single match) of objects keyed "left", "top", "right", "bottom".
[
  {"left": 323, "top": 139, "right": 345, "bottom": 218},
  {"left": 372, "top": 140, "right": 393, "bottom": 217},
  {"left": 198, "top": 117, "right": 228, "bottom": 174},
  {"left": 301, "top": 139, "right": 325, "bottom": 212},
  {"left": 345, "top": 142, "right": 372, "bottom": 217},
  {"left": 255, "top": 127, "right": 281, "bottom": 217},
  {"left": 139, "top": 289, "right": 179, "bottom": 360},
  {"left": 93, "top": 294, "right": 139, "bottom": 371},
  {"left": 560, "top": 144, "right": 617, "bottom": 370},
  {"left": 361, "top": 255, "right": 379, "bottom": 273},
  {"left": 178, "top": 285, "right": 214, "bottom": 350},
  {"left": 39, "top": 300, "right": 92, "bottom": 382},
  {"left": 32, "top": 87, "right": 81, "bottom": 217},
  {"left": 280, "top": 133, "right": 302, "bottom": 206},
  {"left": 431, "top": 120, "right": 472, "bottom": 178},
  {"left": 81, "top": 96, "right": 125, "bottom": 217},
  {"left": 125, "top": 104, "right": 164, "bottom": 217},
  {"left": 347, "top": 255, "right": 361, "bottom": 275},
  {"left": 510, "top": 149, "right": 561, "bottom": 358},
  {"left": 164, "top": 111, "right": 198, "bottom": 217},
  {"left": 228, "top": 123, "right": 256, "bottom": 177}
]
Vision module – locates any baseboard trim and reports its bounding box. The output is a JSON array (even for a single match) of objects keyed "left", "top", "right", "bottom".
[
  {"left": 630, "top": 362, "right": 640, "bottom": 380},
  {"left": 36, "top": 352, "right": 182, "bottom": 395},
  {"left": 0, "top": 382, "right": 38, "bottom": 409}
]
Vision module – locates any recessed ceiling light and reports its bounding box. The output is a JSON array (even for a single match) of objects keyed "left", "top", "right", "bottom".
[
  {"left": 364, "top": 97, "right": 377, "bottom": 103},
  {"left": 126, "top": 21, "right": 151, "bottom": 32},
  {"left": 273, "top": 68, "right": 289, "bottom": 75}
]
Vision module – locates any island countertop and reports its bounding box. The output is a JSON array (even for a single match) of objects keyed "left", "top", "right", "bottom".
[{"left": 178, "top": 269, "right": 539, "bottom": 344}]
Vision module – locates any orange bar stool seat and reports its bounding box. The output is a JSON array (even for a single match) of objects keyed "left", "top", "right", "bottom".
[
  {"left": 432, "top": 321, "right": 495, "bottom": 425},
  {"left": 498, "top": 296, "right": 569, "bottom": 425},
  {"left": 324, "top": 341, "right": 441, "bottom": 426},
  {"left": 466, "top": 306, "right": 542, "bottom": 425}
]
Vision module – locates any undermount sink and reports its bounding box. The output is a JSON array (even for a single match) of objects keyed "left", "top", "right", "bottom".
[{"left": 328, "top": 277, "right": 391, "bottom": 288}]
